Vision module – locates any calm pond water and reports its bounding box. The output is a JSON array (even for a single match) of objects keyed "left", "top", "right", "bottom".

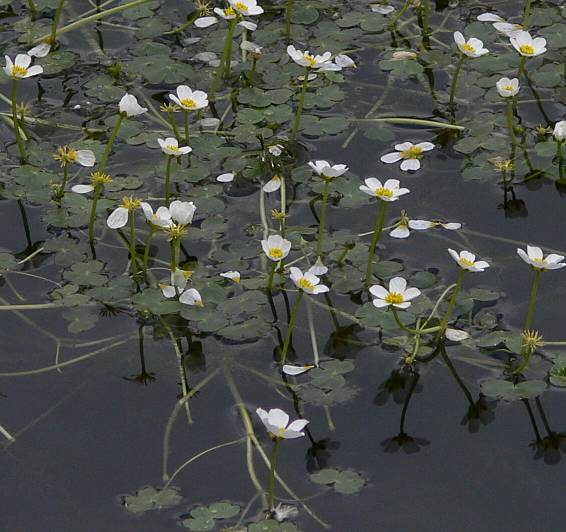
[{"left": 1, "top": 0, "right": 566, "bottom": 530}]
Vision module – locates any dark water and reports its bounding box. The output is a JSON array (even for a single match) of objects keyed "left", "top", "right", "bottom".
[{"left": 1, "top": 1, "right": 566, "bottom": 531}]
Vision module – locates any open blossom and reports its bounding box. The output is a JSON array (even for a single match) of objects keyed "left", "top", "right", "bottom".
[
  {"left": 335, "top": 54, "right": 356, "bottom": 69},
  {"left": 196, "top": 0, "right": 263, "bottom": 28},
  {"left": 308, "top": 160, "right": 348, "bottom": 179},
  {"left": 287, "top": 45, "right": 341, "bottom": 71},
  {"left": 157, "top": 137, "right": 192, "bottom": 157},
  {"left": 360, "top": 178, "right": 409, "bottom": 201},
  {"left": 4, "top": 54, "right": 43, "bottom": 79},
  {"left": 453, "top": 31, "right": 489, "bottom": 58},
  {"left": 119, "top": 93, "right": 147, "bottom": 117},
  {"left": 510, "top": 31, "right": 546, "bottom": 57},
  {"left": 141, "top": 203, "right": 173, "bottom": 228},
  {"left": 477, "top": 13, "right": 523, "bottom": 37},
  {"left": 169, "top": 200, "right": 196, "bottom": 225},
  {"left": 496, "top": 77, "right": 519, "bottom": 98},
  {"left": 160, "top": 269, "right": 203, "bottom": 307},
  {"left": 380, "top": 141, "right": 434, "bottom": 171},
  {"left": 53, "top": 145, "right": 95, "bottom": 167},
  {"left": 228, "top": 0, "right": 263, "bottom": 16},
  {"left": 370, "top": 277, "right": 421, "bottom": 309},
  {"left": 27, "top": 43, "right": 51, "bottom": 58},
  {"left": 282, "top": 364, "right": 314, "bottom": 376},
  {"left": 517, "top": 246, "right": 566, "bottom": 271},
  {"left": 220, "top": 270, "right": 241, "bottom": 282},
  {"left": 289, "top": 267, "right": 329, "bottom": 294},
  {"left": 448, "top": 249, "right": 490, "bottom": 272},
  {"left": 256, "top": 408, "right": 308, "bottom": 439},
  {"left": 169, "top": 85, "right": 208, "bottom": 111},
  {"left": 308, "top": 257, "right": 328, "bottom": 276},
  {"left": 107, "top": 197, "right": 144, "bottom": 229},
  {"left": 261, "top": 234, "right": 291, "bottom": 261},
  {"left": 72, "top": 171, "right": 113, "bottom": 194},
  {"left": 263, "top": 175, "right": 282, "bottom": 193},
  {"left": 554, "top": 121, "right": 566, "bottom": 142},
  {"left": 390, "top": 214, "right": 461, "bottom": 239}
]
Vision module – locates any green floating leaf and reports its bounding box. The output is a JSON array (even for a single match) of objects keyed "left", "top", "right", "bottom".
[
  {"left": 63, "top": 260, "right": 108, "bottom": 287},
  {"left": 480, "top": 379, "right": 547, "bottom": 401},
  {"left": 310, "top": 467, "right": 365, "bottom": 494},
  {"left": 247, "top": 519, "right": 298, "bottom": 531},
  {"left": 549, "top": 355, "right": 566, "bottom": 388},
  {"left": 123, "top": 486, "right": 183, "bottom": 514}
]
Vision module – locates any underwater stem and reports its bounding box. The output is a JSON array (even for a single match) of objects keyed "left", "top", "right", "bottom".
[
  {"left": 11, "top": 80, "right": 27, "bottom": 163},
  {"left": 99, "top": 113, "right": 124, "bottom": 171},
  {"left": 267, "top": 438, "right": 281, "bottom": 512},
  {"left": 364, "top": 200, "right": 388, "bottom": 290},
  {"left": 280, "top": 290, "right": 304, "bottom": 364},
  {"left": 290, "top": 67, "right": 310, "bottom": 143}
]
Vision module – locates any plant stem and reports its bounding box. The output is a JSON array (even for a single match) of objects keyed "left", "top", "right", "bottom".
[
  {"left": 165, "top": 155, "right": 173, "bottom": 207},
  {"left": 437, "top": 269, "right": 465, "bottom": 336},
  {"left": 129, "top": 211, "right": 138, "bottom": 277},
  {"left": 392, "top": 307, "right": 419, "bottom": 335},
  {"left": 49, "top": 0, "right": 66, "bottom": 45},
  {"left": 171, "top": 237, "right": 181, "bottom": 271},
  {"left": 421, "top": 0, "right": 430, "bottom": 49},
  {"left": 11, "top": 80, "right": 27, "bottom": 162},
  {"left": 164, "top": 10, "right": 200, "bottom": 35},
  {"left": 290, "top": 67, "right": 310, "bottom": 143},
  {"left": 285, "top": 0, "right": 294, "bottom": 40},
  {"left": 364, "top": 200, "right": 388, "bottom": 290},
  {"left": 505, "top": 97, "right": 517, "bottom": 163},
  {"left": 99, "top": 113, "right": 124, "bottom": 171},
  {"left": 557, "top": 141, "right": 564, "bottom": 180},
  {"left": 390, "top": 0, "right": 412, "bottom": 29},
  {"left": 27, "top": 0, "right": 37, "bottom": 19},
  {"left": 56, "top": 163, "right": 68, "bottom": 202},
  {"left": 224, "top": 20, "right": 236, "bottom": 80},
  {"left": 184, "top": 111, "right": 190, "bottom": 144},
  {"left": 88, "top": 183, "right": 102, "bottom": 242},
  {"left": 280, "top": 290, "right": 303, "bottom": 364},
  {"left": 267, "top": 438, "right": 281, "bottom": 512},
  {"left": 449, "top": 54, "right": 465, "bottom": 117},
  {"left": 523, "top": 0, "right": 532, "bottom": 29},
  {"left": 399, "top": 371, "right": 419, "bottom": 435},
  {"left": 267, "top": 261, "right": 277, "bottom": 292},
  {"left": 209, "top": 19, "right": 236, "bottom": 102},
  {"left": 316, "top": 179, "right": 330, "bottom": 259},
  {"left": 143, "top": 225, "right": 156, "bottom": 282},
  {"left": 168, "top": 109, "right": 181, "bottom": 141}
]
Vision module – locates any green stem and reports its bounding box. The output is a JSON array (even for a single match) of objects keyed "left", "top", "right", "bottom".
[
  {"left": 285, "top": 0, "right": 294, "bottom": 40},
  {"left": 290, "top": 67, "right": 310, "bottom": 143},
  {"left": 88, "top": 184, "right": 102, "bottom": 242},
  {"left": 11, "top": 80, "right": 27, "bottom": 163},
  {"left": 390, "top": 0, "right": 412, "bottom": 29},
  {"left": 523, "top": 0, "right": 532, "bottom": 29},
  {"left": 524, "top": 269, "right": 542, "bottom": 333},
  {"left": 129, "top": 211, "right": 138, "bottom": 277},
  {"left": 143, "top": 225, "right": 156, "bottom": 282},
  {"left": 209, "top": 19, "right": 236, "bottom": 102},
  {"left": 364, "top": 200, "right": 388, "bottom": 290},
  {"left": 280, "top": 290, "right": 303, "bottom": 364},
  {"left": 505, "top": 97, "right": 517, "bottom": 163},
  {"left": 171, "top": 237, "right": 181, "bottom": 271},
  {"left": 449, "top": 55, "right": 465, "bottom": 116},
  {"left": 184, "top": 111, "right": 190, "bottom": 144},
  {"left": 249, "top": 57, "right": 258, "bottom": 85},
  {"left": 224, "top": 20, "right": 235, "bottom": 80},
  {"left": 164, "top": 10, "right": 200, "bottom": 35},
  {"left": 267, "top": 438, "right": 281, "bottom": 512},
  {"left": 99, "top": 113, "right": 124, "bottom": 171},
  {"left": 56, "top": 163, "right": 68, "bottom": 202},
  {"left": 557, "top": 141, "right": 563, "bottom": 180},
  {"left": 165, "top": 155, "right": 173, "bottom": 207},
  {"left": 421, "top": 0, "right": 430, "bottom": 49},
  {"left": 27, "top": 0, "right": 37, "bottom": 18},
  {"left": 267, "top": 261, "right": 277, "bottom": 292},
  {"left": 49, "top": 0, "right": 66, "bottom": 45},
  {"left": 316, "top": 179, "right": 330, "bottom": 259},
  {"left": 392, "top": 307, "right": 419, "bottom": 335},
  {"left": 168, "top": 110, "right": 181, "bottom": 141},
  {"left": 437, "top": 269, "right": 466, "bottom": 336}
]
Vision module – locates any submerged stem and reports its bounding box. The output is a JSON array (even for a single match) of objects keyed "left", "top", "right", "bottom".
[
  {"left": 267, "top": 438, "right": 281, "bottom": 512},
  {"left": 11, "top": 80, "right": 27, "bottom": 162},
  {"left": 165, "top": 155, "right": 173, "bottom": 207},
  {"left": 449, "top": 55, "right": 465, "bottom": 117},
  {"left": 280, "top": 291, "right": 304, "bottom": 364},
  {"left": 50, "top": 0, "right": 66, "bottom": 45},
  {"left": 99, "top": 113, "right": 124, "bottom": 171},
  {"left": 290, "top": 67, "right": 310, "bottom": 143},
  {"left": 316, "top": 180, "right": 330, "bottom": 259},
  {"left": 88, "top": 184, "right": 102, "bottom": 243},
  {"left": 364, "top": 200, "right": 388, "bottom": 290}
]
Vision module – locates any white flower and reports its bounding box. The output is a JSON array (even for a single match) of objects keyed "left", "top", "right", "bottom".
[
  {"left": 169, "top": 85, "right": 209, "bottom": 111},
  {"left": 446, "top": 328, "right": 470, "bottom": 342},
  {"left": 268, "top": 144, "right": 283, "bottom": 157},
  {"left": 289, "top": 267, "right": 329, "bottom": 294},
  {"left": 510, "top": 31, "right": 546, "bottom": 57},
  {"left": 256, "top": 408, "right": 308, "bottom": 439},
  {"left": 141, "top": 203, "right": 172, "bottom": 228},
  {"left": 214, "top": 7, "right": 237, "bottom": 20},
  {"left": 72, "top": 184, "right": 95, "bottom": 194},
  {"left": 477, "top": 13, "right": 523, "bottom": 37},
  {"left": 392, "top": 51, "right": 417, "bottom": 60},
  {"left": 286, "top": 45, "right": 341, "bottom": 71},
  {"left": 496, "top": 77, "right": 520, "bottom": 98},
  {"left": 359, "top": 178, "right": 409, "bottom": 201},
  {"left": 75, "top": 150, "right": 95, "bottom": 167},
  {"left": 453, "top": 31, "right": 489, "bottom": 58},
  {"left": 217, "top": 172, "right": 235, "bottom": 183},
  {"left": 263, "top": 175, "right": 282, "bottom": 193},
  {"left": 4, "top": 54, "right": 43, "bottom": 79},
  {"left": 194, "top": 16, "right": 218, "bottom": 28},
  {"left": 408, "top": 219, "right": 461, "bottom": 231},
  {"left": 380, "top": 141, "right": 435, "bottom": 171},
  {"left": 157, "top": 137, "right": 192, "bottom": 157},
  {"left": 239, "top": 20, "right": 257, "bottom": 31},
  {"left": 308, "top": 160, "right": 348, "bottom": 179},
  {"left": 179, "top": 288, "right": 203, "bottom": 306},
  {"left": 119, "top": 93, "right": 147, "bottom": 117},
  {"left": 228, "top": 0, "right": 264, "bottom": 16},
  {"left": 282, "top": 364, "right": 314, "bottom": 376},
  {"left": 448, "top": 249, "right": 490, "bottom": 272},
  {"left": 370, "top": 4, "right": 394, "bottom": 15},
  {"left": 261, "top": 234, "right": 292, "bottom": 261},
  {"left": 273, "top": 503, "right": 299, "bottom": 522},
  {"left": 169, "top": 200, "right": 196, "bottom": 225},
  {"left": 160, "top": 269, "right": 204, "bottom": 306},
  {"left": 553, "top": 121, "right": 566, "bottom": 142},
  {"left": 335, "top": 54, "right": 356, "bottom": 68},
  {"left": 220, "top": 270, "right": 241, "bottom": 282},
  {"left": 107, "top": 207, "right": 130, "bottom": 229},
  {"left": 517, "top": 246, "right": 566, "bottom": 271},
  {"left": 308, "top": 257, "right": 328, "bottom": 276},
  {"left": 370, "top": 277, "right": 421, "bottom": 309},
  {"left": 27, "top": 43, "right": 51, "bottom": 58}
]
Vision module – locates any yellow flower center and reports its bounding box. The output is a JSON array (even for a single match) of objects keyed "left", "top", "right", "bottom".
[
  {"left": 166, "top": 223, "right": 187, "bottom": 239},
  {"left": 401, "top": 146, "right": 424, "bottom": 159},
  {"left": 53, "top": 146, "right": 78, "bottom": 165},
  {"left": 224, "top": 7, "right": 236, "bottom": 16},
  {"left": 269, "top": 247, "right": 284, "bottom": 259},
  {"left": 91, "top": 171, "right": 113, "bottom": 186},
  {"left": 375, "top": 187, "right": 393, "bottom": 198},
  {"left": 166, "top": 144, "right": 180, "bottom": 153},
  {"left": 121, "top": 196, "right": 142, "bottom": 211},
  {"left": 519, "top": 44, "right": 535, "bottom": 55},
  {"left": 385, "top": 292, "right": 405, "bottom": 305},
  {"left": 463, "top": 43, "right": 476, "bottom": 53},
  {"left": 460, "top": 257, "right": 475, "bottom": 267},
  {"left": 234, "top": 2, "right": 248, "bottom": 11},
  {"left": 11, "top": 65, "right": 28, "bottom": 78},
  {"left": 180, "top": 98, "right": 197, "bottom": 109},
  {"left": 503, "top": 85, "right": 514, "bottom": 92},
  {"left": 298, "top": 277, "right": 315, "bottom": 291},
  {"left": 304, "top": 54, "right": 318, "bottom": 67}
]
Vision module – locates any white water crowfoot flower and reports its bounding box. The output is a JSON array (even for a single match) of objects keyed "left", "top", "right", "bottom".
[
  {"left": 72, "top": 171, "right": 113, "bottom": 194},
  {"left": 553, "top": 121, "right": 566, "bottom": 142},
  {"left": 477, "top": 13, "right": 523, "bottom": 37},
  {"left": 228, "top": 0, "right": 263, "bottom": 16},
  {"left": 160, "top": 269, "right": 204, "bottom": 307},
  {"left": 282, "top": 364, "right": 315, "bottom": 376},
  {"left": 496, "top": 77, "right": 520, "bottom": 98},
  {"left": 256, "top": 408, "right": 308, "bottom": 439},
  {"left": 4, "top": 54, "right": 43, "bottom": 79},
  {"left": 261, "top": 234, "right": 291, "bottom": 261},
  {"left": 119, "top": 93, "right": 148, "bottom": 117},
  {"left": 157, "top": 137, "right": 192, "bottom": 157},
  {"left": 448, "top": 249, "right": 490, "bottom": 272},
  {"left": 169, "top": 85, "right": 209, "bottom": 111},
  {"left": 389, "top": 213, "right": 461, "bottom": 239},
  {"left": 107, "top": 196, "right": 143, "bottom": 229},
  {"left": 511, "top": 31, "right": 546, "bottom": 57},
  {"left": 308, "top": 257, "right": 328, "bottom": 276},
  {"left": 517, "top": 246, "right": 566, "bottom": 271},
  {"left": 380, "top": 142, "right": 434, "bottom": 171},
  {"left": 273, "top": 503, "right": 299, "bottom": 522},
  {"left": 169, "top": 200, "right": 196, "bottom": 225},
  {"left": 360, "top": 178, "right": 409, "bottom": 201},
  {"left": 289, "top": 267, "right": 329, "bottom": 294},
  {"left": 453, "top": 32, "right": 489, "bottom": 58},
  {"left": 220, "top": 270, "right": 241, "bottom": 283},
  {"left": 27, "top": 43, "right": 51, "bottom": 58},
  {"left": 370, "top": 277, "right": 421, "bottom": 309},
  {"left": 141, "top": 203, "right": 172, "bottom": 228},
  {"left": 308, "top": 160, "right": 348, "bottom": 180},
  {"left": 263, "top": 175, "right": 282, "bottom": 193},
  {"left": 287, "top": 46, "right": 341, "bottom": 71},
  {"left": 53, "top": 145, "right": 96, "bottom": 167}
]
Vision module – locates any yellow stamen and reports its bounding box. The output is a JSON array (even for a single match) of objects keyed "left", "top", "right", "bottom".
[
  {"left": 460, "top": 257, "right": 475, "bottom": 267},
  {"left": 385, "top": 292, "right": 405, "bottom": 305},
  {"left": 121, "top": 196, "right": 142, "bottom": 211},
  {"left": 269, "top": 247, "right": 284, "bottom": 259},
  {"left": 504, "top": 85, "right": 514, "bottom": 92},
  {"left": 463, "top": 43, "right": 476, "bottom": 53},
  {"left": 304, "top": 53, "right": 318, "bottom": 67},
  {"left": 401, "top": 146, "right": 424, "bottom": 159},
  {"left": 224, "top": 7, "right": 236, "bottom": 16},
  {"left": 375, "top": 187, "right": 393, "bottom": 198},
  {"left": 234, "top": 2, "right": 248, "bottom": 11},
  {"left": 11, "top": 65, "right": 28, "bottom": 78},
  {"left": 166, "top": 144, "right": 181, "bottom": 153},
  {"left": 519, "top": 44, "right": 535, "bottom": 55},
  {"left": 91, "top": 171, "right": 113, "bottom": 186},
  {"left": 180, "top": 98, "right": 197, "bottom": 109},
  {"left": 298, "top": 277, "right": 315, "bottom": 291},
  {"left": 53, "top": 146, "right": 78, "bottom": 166}
]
